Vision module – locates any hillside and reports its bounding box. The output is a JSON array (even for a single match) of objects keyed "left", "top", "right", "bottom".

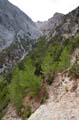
[
  {"left": 1, "top": 34, "right": 79, "bottom": 120},
  {"left": 0, "top": 3, "right": 79, "bottom": 120}
]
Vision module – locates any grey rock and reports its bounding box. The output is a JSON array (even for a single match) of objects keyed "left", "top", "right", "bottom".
[
  {"left": 52, "top": 7, "right": 79, "bottom": 38},
  {"left": 0, "top": 0, "right": 41, "bottom": 51},
  {"left": 36, "top": 6, "right": 79, "bottom": 39},
  {"left": 0, "top": 0, "right": 42, "bottom": 73},
  {"left": 36, "top": 13, "right": 64, "bottom": 34}
]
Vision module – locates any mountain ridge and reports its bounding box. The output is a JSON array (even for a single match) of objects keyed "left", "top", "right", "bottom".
[{"left": 36, "top": 6, "right": 79, "bottom": 39}]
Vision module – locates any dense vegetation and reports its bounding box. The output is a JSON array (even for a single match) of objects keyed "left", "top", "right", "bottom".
[
  {"left": 0, "top": 77, "right": 9, "bottom": 119},
  {"left": 0, "top": 35, "right": 79, "bottom": 119},
  {"left": 8, "top": 56, "right": 41, "bottom": 114}
]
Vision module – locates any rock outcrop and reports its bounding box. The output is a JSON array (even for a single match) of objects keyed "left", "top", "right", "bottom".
[
  {"left": 36, "top": 13, "right": 64, "bottom": 34},
  {"left": 28, "top": 73, "right": 79, "bottom": 120},
  {"left": 52, "top": 7, "right": 79, "bottom": 38},
  {"left": 36, "top": 6, "right": 79, "bottom": 38}
]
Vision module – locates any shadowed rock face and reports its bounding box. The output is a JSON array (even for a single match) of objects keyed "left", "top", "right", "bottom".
[
  {"left": 0, "top": 0, "right": 41, "bottom": 52},
  {"left": 0, "top": 0, "right": 41, "bottom": 73}
]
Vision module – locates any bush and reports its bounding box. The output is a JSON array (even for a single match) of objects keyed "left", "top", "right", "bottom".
[
  {"left": 18, "top": 62, "right": 25, "bottom": 71},
  {"left": 0, "top": 76, "right": 9, "bottom": 112},
  {"left": 8, "top": 76, "right": 23, "bottom": 114},
  {"left": 58, "top": 47, "right": 70, "bottom": 71},
  {"left": 31, "top": 36, "right": 46, "bottom": 66},
  {"left": 8, "top": 57, "right": 41, "bottom": 114},
  {"left": 34, "top": 62, "right": 43, "bottom": 76},
  {"left": 63, "top": 35, "right": 79, "bottom": 53},
  {"left": 0, "top": 113, "right": 4, "bottom": 120},
  {"left": 40, "top": 87, "right": 49, "bottom": 104},
  {"left": 47, "top": 72, "right": 55, "bottom": 85},
  {"left": 22, "top": 105, "right": 31, "bottom": 120},
  {"left": 42, "top": 52, "right": 53, "bottom": 73},
  {"left": 42, "top": 44, "right": 70, "bottom": 73}
]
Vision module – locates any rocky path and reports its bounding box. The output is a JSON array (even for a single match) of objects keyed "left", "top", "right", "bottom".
[
  {"left": 28, "top": 74, "right": 79, "bottom": 120},
  {"left": 28, "top": 93, "right": 79, "bottom": 120},
  {"left": 2, "top": 104, "right": 21, "bottom": 120}
]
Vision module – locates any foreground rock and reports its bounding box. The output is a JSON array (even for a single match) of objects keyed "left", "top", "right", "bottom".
[{"left": 28, "top": 74, "right": 79, "bottom": 120}]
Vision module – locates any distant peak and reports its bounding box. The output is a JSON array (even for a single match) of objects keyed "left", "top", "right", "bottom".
[
  {"left": 53, "top": 12, "right": 64, "bottom": 17},
  {"left": 48, "top": 12, "right": 64, "bottom": 22}
]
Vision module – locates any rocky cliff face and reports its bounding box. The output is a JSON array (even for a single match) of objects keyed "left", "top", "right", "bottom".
[
  {"left": 36, "top": 7, "right": 79, "bottom": 39},
  {"left": 36, "top": 13, "right": 64, "bottom": 34},
  {"left": 0, "top": 0, "right": 41, "bottom": 52},
  {"left": 52, "top": 7, "right": 79, "bottom": 38},
  {"left": 0, "top": 0, "right": 41, "bottom": 73}
]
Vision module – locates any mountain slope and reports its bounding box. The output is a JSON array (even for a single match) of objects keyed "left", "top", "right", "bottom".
[
  {"left": 0, "top": 0, "right": 41, "bottom": 51},
  {"left": 28, "top": 7, "right": 79, "bottom": 120},
  {"left": 0, "top": 0, "right": 41, "bottom": 73},
  {"left": 1, "top": 4, "right": 79, "bottom": 120}
]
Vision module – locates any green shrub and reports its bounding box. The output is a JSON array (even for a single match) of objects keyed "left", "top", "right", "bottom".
[
  {"left": 8, "top": 57, "right": 41, "bottom": 114},
  {"left": 48, "top": 43, "right": 63, "bottom": 62},
  {"left": 47, "top": 72, "right": 55, "bottom": 85},
  {"left": 31, "top": 36, "right": 46, "bottom": 66},
  {"left": 63, "top": 35, "right": 79, "bottom": 53},
  {"left": 42, "top": 52, "right": 53, "bottom": 73},
  {"left": 0, "top": 113, "right": 4, "bottom": 120},
  {"left": 40, "top": 87, "right": 49, "bottom": 104},
  {"left": 8, "top": 76, "right": 23, "bottom": 114},
  {"left": 58, "top": 47, "right": 70, "bottom": 71},
  {"left": 18, "top": 62, "right": 25, "bottom": 71},
  {"left": 0, "top": 76, "right": 9, "bottom": 112},
  {"left": 34, "top": 62, "right": 43, "bottom": 76},
  {"left": 22, "top": 105, "right": 31, "bottom": 120}
]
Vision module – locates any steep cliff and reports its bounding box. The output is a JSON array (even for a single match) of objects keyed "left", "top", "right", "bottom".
[{"left": 0, "top": 0, "right": 41, "bottom": 73}]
